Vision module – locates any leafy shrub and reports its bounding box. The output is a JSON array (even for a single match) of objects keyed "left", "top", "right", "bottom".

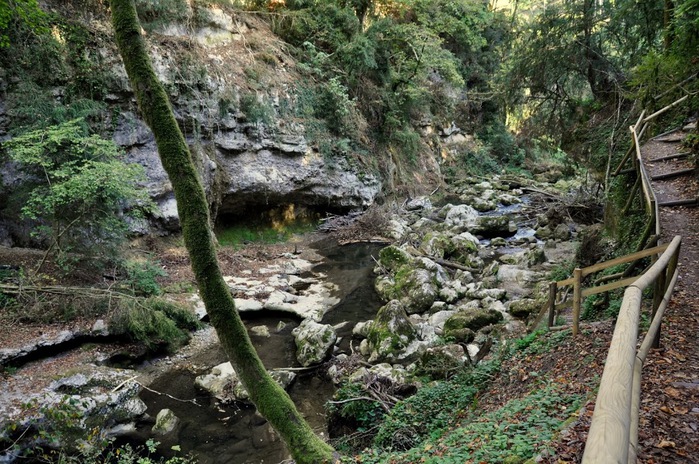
[
  {"left": 479, "top": 120, "right": 524, "bottom": 167},
  {"left": 239, "top": 92, "right": 273, "bottom": 124},
  {"left": 123, "top": 259, "right": 167, "bottom": 297},
  {"left": 374, "top": 362, "right": 498, "bottom": 450},
  {"left": 315, "top": 77, "right": 357, "bottom": 136},
  {"left": 328, "top": 382, "right": 386, "bottom": 433},
  {"left": 3, "top": 119, "right": 151, "bottom": 269}
]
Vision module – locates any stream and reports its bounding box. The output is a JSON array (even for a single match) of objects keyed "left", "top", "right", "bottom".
[{"left": 131, "top": 239, "right": 384, "bottom": 464}]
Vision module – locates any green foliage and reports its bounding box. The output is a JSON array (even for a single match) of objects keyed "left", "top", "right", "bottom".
[
  {"left": 0, "top": 0, "right": 47, "bottom": 47},
  {"left": 239, "top": 92, "right": 273, "bottom": 125},
  {"left": 5, "top": 81, "right": 106, "bottom": 133},
  {"left": 275, "top": 0, "right": 504, "bottom": 167},
  {"left": 0, "top": 14, "right": 115, "bottom": 128},
  {"left": 444, "top": 146, "right": 500, "bottom": 178},
  {"left": 123, "top": 259, "right": 167, "bottom": 297},
  {"left": 3, "top": 119, "right": 151, "bottom": 268},
  {"left": 109, "top": 298, "right": 200, "bottom": 351},
  {"left": 478, "top": 120, "right": 525, "bottom": 167},
  {"left": 506, "top": 329, "right": 571, "bottom": 358},
  {"left": 548, "top": 259, "right": 575, "bottom": 282},
  {"left": 374, "top": 362, "right": 499, "bottom": 451},
  {"left": 388, "top": 126, "right": 421, "bottom": 165},
  {"left": 582, "top": 292, "right": 623, "bottom": 321},
  {"left": 135, "top": 0, "right": 190, "bottom": 31},
  {"left": 315, "top": 77, "right": 358, "bottom": 135},
  {"left": 378, "top": 384, "right": 581, "bottom": 463},
  {"left": 328, "top": 382, "right": 386, "bottom": 432}
]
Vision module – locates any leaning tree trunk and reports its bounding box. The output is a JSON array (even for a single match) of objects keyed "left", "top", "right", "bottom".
[{"left": 109, "top": 1, "right": 336, "bottom": 462}]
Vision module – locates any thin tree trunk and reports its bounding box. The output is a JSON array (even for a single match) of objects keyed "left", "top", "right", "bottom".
[
  {"left": 664, "top": 0, "right": 675, "bottom": 50},
  {"left": 109, "top": 1, "right": 336, "bottom": 462}
]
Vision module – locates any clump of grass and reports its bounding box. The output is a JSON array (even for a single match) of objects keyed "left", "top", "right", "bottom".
[
  {"left": 109, "top": 298, "right": 201, "bottom": 352},
  {"left": 215, "top": 220, "right": 317, "bottom": 248}
]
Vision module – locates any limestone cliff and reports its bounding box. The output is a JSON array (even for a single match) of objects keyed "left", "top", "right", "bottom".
[{"left": 0, "top": 1, "right": 477, "bottom": 243}]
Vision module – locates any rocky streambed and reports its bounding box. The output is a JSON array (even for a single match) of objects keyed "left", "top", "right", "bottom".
[{"left": 0, "top": 176, "right": 586, "bottom": 463}]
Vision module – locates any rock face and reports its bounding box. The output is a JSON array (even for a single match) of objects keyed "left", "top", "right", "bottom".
[{"left": 0, "top": 6, "right": 382, "bottom": 242}]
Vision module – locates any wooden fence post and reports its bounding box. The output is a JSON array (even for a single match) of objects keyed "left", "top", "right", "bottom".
[
  {"left": 548, "top": 281, "right": 557, "bottom": 328},
  {"left": 572, "top": 268, "right": 583, "bottom": 336}
]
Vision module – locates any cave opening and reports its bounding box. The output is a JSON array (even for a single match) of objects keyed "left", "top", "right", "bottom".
[{"left": 214, "top": 203, "right": 329, "bottom": 247}]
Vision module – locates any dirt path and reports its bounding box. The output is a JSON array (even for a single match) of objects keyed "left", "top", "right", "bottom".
[{"left": 636, "top": 128, "right": 699, "bottom": 462}]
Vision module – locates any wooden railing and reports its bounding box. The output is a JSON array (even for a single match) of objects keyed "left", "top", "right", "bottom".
[
  {"left": 529, "top": 90, "right": 692, "bottom": 463},
  {"left": 537, "top": 241, "right": 671, "bottom": 336},
  {"left": 580, "top": 92, "right": 691, "bottom": 462},
  {"left": 582, "top": 235, "right": 681, "bottom": 463}
]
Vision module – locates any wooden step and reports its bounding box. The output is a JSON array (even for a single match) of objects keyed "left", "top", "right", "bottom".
[
  {"left": 649, "top": 152, "right": 691, "bottom": 162},
  {"left": 659, "top": 198, "right": 699, "bottom": 207},
  {"left": 651, "top": 168, "right": 695, "bottom": 181}
]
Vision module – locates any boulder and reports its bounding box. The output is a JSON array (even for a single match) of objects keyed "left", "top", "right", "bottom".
[
  {"left": 427, "top": 310, "right": 457, "bottom": 335},
  {"left": 474, "top": 215, "right": 516, "bottom": 238},
  {"left": 377, "top": 245, "right": 412, "bottom": 272},
  {"left": 195, "top": 362, "right": 296, "bottom": 402},
  {"left": 553, "top": 223, "right": 572, "bottom": 240},
  {"left": 419, "top": 232, "right": 451, "bottom": 259},
  {"left": 497, "top": 265, "right": 544, "bottom": 297},
  {"left": 417, "top": 344, "right": 466, "bottom": 377},
  {"left": 375, "top": 267, "right": 438, "bottom": 314},
  {"left": 152, "top": 409, "right": 179, "bottom": 435},
  {"left": 508, "top": 298, "right": 540, "bottom": 319},
  {"left": 292, "top": 319, "right": 337, "bottom": 366},
  {"left": 444, "top": 204, "right": 479, "bottom": 231},
  {"left": 364, "top": 300, "right": 419, "bottom": 363},
  {"left": 444, "top": 309, "right": 503, "bottom": 334},
  {"left": 349, "top": 363, "right": 408, "bottom": 386},
  {"left": 405, "top": 196, "right": 433, "bottom": 211}
]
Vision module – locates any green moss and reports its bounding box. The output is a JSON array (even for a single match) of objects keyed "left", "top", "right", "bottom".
[
  {"left": 379, "top": 245, "right": 412, "bottom": 271},
  {"left": 444, "top": 309, "right": 503, "bottom": 334}
]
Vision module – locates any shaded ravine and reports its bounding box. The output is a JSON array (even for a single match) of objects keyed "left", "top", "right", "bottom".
[{"left": 130, "top": 240, "right": 384, "bottom": 464}]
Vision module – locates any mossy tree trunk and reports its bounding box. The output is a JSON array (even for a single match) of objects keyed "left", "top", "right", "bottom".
[{"left": 109, "top": 1, "right": 336, "bottom": 462}]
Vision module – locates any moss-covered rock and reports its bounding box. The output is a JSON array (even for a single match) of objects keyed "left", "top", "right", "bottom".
[
  {"left": 152, "top": 408, "right": 179, "bottom": 435},
  {"left": 376, "top": 267, "right": 438, "bottom": 314},
  {"left": 292, "top": 319, "right": 337, "bottom": 367},
  {"left": 378, "top": 245, "right": 412, "bottom": 272},
  {"left": 416, "top": 344, "right": 466, "bottom": 377},
  {"left": 365, "top": 300, "right": 418, "bottom": 363},
  {"left": 419, "top": 232, "right": 452, "bottom": 259},
  {"left": 443, "top": 327, "right": 475, "bottom": 344},
  {"left": 508, "top": 298, "right": 540, "bottom": 318},
  {"left": 473, "top": 215, "right": 516, "bottom": 238},
  {"left": 444, "top": 309, "right": 504, "bottom": 334}
]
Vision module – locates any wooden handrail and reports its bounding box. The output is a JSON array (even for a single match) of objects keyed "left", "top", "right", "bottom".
[
  {"left": 545, "top": 95, "right": 688, "bottom": 460},
  {"left": 554, "top": 243, "right": 669, "bottom": 287},
  {"left": 582, "top": 236, "right": 681, "bottom": 464}
]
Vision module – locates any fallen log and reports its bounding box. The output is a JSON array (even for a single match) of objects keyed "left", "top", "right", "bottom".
[{"left": 422, "top": 255, "right": 478, "bottom": 273}]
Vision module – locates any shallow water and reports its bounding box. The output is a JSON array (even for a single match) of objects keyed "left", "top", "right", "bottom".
[{"left": 134, "top": 240, "right": 383, "bottom": 463}]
